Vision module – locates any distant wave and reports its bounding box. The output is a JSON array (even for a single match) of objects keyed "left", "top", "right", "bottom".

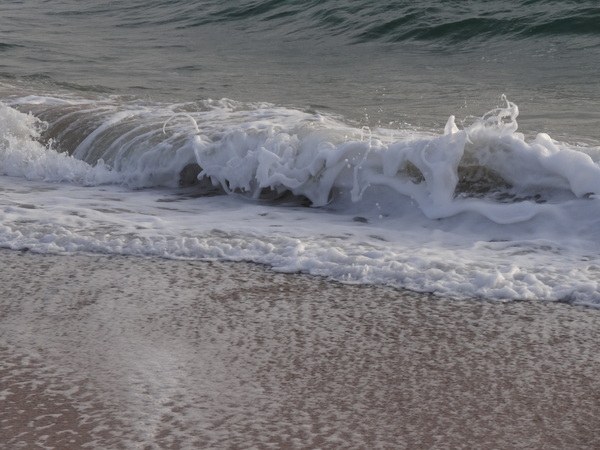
[
  {"left": 96, "top": 0, "right": 600, "bottom": 48},
  {"left": 352, "top": 6, "right": 600, "bottom": 44},
  {"left": 0, "top": 42, "right": 21, "bottom": 51}
]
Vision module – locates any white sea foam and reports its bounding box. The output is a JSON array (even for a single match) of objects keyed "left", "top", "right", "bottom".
[
  {"left": 0, "top": 102, "right": 118, "bottom": 185},
  {"left": 1, "top": 97, "right": 600, "bottom": 305}
]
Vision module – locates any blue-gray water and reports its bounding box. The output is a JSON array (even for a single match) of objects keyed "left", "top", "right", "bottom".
[{"left": 1, "top": 0, "right": 599, "bottom": 139}]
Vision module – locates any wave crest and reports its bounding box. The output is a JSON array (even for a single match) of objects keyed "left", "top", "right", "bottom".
[{"left": 4, "top": 95, "right": 600, "bottom": 224}]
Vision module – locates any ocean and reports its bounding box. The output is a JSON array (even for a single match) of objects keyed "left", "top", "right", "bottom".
[
  {"left": 3, "top": 2, "right": 600, "bottom": 448},
  {"left": 1, "top": 0, "right": 600, "bottom": 305}
]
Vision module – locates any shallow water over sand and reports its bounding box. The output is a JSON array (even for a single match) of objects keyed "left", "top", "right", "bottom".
[{"left": 1, "top": 250, "right": 599, "bottom": 449}]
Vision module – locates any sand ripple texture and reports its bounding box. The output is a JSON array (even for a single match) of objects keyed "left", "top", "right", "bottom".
[{"left": 1, "top": 250, "right": 599, "bottom": 449}]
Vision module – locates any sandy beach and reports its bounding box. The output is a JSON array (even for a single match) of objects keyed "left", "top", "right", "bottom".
[{"left": 1, "top": 248, "right": 599, "bottom": 449}]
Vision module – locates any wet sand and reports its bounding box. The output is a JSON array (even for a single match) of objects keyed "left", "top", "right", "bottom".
[{"left": 1, "top": 249, "right": 599, "bottom": 449}]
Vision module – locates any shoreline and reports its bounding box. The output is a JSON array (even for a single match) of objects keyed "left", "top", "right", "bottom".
[{"left": 1, "top": 249, "right": 599, "bottom": 449}]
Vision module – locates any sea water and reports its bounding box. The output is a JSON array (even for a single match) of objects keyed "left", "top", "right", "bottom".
[{"left": 1, "top": 0, "right": 600, "bottom": 306}]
